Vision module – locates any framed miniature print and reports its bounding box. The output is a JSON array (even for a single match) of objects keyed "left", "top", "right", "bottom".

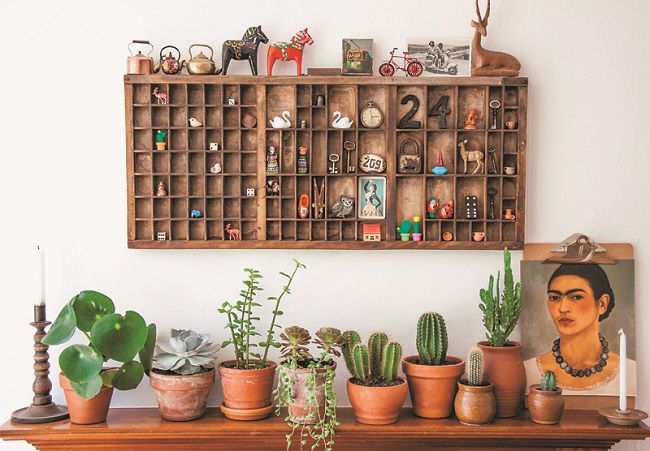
[
  {"left": 342, "top": 39, "right": 373, "bottom": 75},
  {"left": 520, "top": 242, "right": 636, "bottom": 409},
  {"left": 406, "top": 38, "right": 470, "bottom": 76},
  {"left": 358, "top": 176, "right": 385, "bottom": 219}
]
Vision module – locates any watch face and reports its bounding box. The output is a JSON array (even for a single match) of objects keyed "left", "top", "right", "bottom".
[{"left": 362, "top": 106, "right": 383, "bottom": 128}]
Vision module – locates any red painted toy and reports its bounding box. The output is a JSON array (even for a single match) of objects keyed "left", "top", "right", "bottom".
[
  {"left": 267, "top": 28, "right": 314, "bottom": 76},
  {"left": 379, "top": 48, "right": 423, "bottom": 77}
]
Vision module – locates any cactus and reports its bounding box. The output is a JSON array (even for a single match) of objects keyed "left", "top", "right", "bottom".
[
  {"left": 413, "top": 216, "right": 421, "bottom": 234},
  {"left": 380, "top": 342, "right": 402, "bottom": 382},
  {"left": 479, "top": 248, "right": 522, "bottom": 347},
  {"left": 351, "top": 344, "right": 371, "bottom": 380},
  {"left": 155, "top": 129, "right": 167, "bottom": 143},
  {"left": 396, "top": 219, "right": 412, "bottom": 234},
  {"left": 416, "top": 312, "right": 448, "bottom": 365},
  {"left": 368, "top": 332, "right": 388, "bottom": 377},
  {"left": 342, "top": 330, "right": 361, "bottom": 374},
  {"left": 466, "top": 346, "right": 484, "bottom": 386},
  {"left": 540, "top": 371, "right": 557, "bottom": 391}
]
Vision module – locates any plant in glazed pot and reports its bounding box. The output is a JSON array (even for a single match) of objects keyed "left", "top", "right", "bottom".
[
  {"left": 274, "top": 326, "right": 343, "bottom": 450},
  {"left": 150, "top": 329, "right": 220, "bottom": 421},
  {"left": 478, "top": 247, "right": 525, "bottom": 417},
  {"left": 402, "top": 312, "right": 465, "bottom": 418},
  {"left": 527, "top": 371, "right": 564, "bottom": 425},
  {"left": 454, "top": 346, "right": 496, "bottom": 425},
  {"left": 43, "top": 290, "right": 156, "bottom": 424},
  {"left": 342, "top": 331, "right": 408, "bottom": 425},
  {"left": 218, "top": 259, "right": 305, "bottom": 421}
]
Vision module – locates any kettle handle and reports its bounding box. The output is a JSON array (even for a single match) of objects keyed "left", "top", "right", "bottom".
[
  {"left": 129, "top": 40, "right": 154, "bottom": 56},
  {"left": 189, "top": 44, "right": 214, "bottom": 60},
  {"left": 159, "top": 45, "right": 181, "bottom": 60}
]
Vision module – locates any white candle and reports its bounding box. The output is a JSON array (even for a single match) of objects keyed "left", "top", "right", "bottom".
[
  {"left": 37, "top": 245, "right": 45, "bottom": 306},
  {"left": 618, "top": 328, "right": 627, "bottom": 412}
]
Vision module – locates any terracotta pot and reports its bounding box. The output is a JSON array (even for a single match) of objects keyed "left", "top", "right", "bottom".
[
  {"left": 527, "top": 385, "right": 564, "bottom": 425},
  {"left": 346, "top": 379, "right": 408, "bottom": 425},
  {"left": 402, "top": 356, "right": 464, "bottom": 418},
  {"left": 219, "top": 360, "right": 277, "bottom": 420},
  {"left": 283, "top": 363, "right": 335, "bottom": 424},
  {"left": 59, "top": 373, "right": 113, "bottom": 425},
  {"left": 150, "top": 368, "right": 215, "bottom": 421},
  {"left": 156, "top": 142, "right": 166, "bottom": 151},
  {"left": 454, "top": 382, "right": 496, "bottom": 425},
  {"left": 478, "top": 341, "right": 526, "bottom": 417}
]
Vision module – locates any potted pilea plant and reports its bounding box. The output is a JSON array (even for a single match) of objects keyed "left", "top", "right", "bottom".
[
  {"left": 478, "top": 247, "right": 526, "bottom": 417},
  {"left": 274, "top": 326, "right": 343, "bottom": 451},
  {"left": 342, "top": 331, "right": 407, "bottom": 425},
  {"left": 150, "top": 329, "right": 221, "bottom": 421},
  {"left": 155, "top": 130, "right": 167, "bottom": 150},
  {"left": 402, "top": 312, "right": 465, "bottom": 418},
  {"left": 42, "top": 290, "right": 156, "bottom": 424},
  {"left": 218, "top": 259, "right": 305, "bottom": 421},
  {"left": 527, "top": 371, "right": 564, "bottom": 425},
  {"left": 454, "top": 346, "right": 496, "bottom": 425}
]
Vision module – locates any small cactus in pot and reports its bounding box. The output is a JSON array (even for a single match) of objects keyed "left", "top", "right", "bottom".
[
  {"left": 540, "top": 370, "right": 558, "bottom": 391},
  {"left": 155, "top": 130, "right": 167, "bottom": 150},
  {"left": 454, "top": 346, "right": 496, "bottom": 425},
  {"left": 528, "top": 370, "right": 564, "bottom": 425},
  {"left": 416, "top": 312, "right": 448, "bottom": 365}
]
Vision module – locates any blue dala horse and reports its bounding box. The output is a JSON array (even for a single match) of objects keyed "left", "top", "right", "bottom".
[{"left": 222, "top": 26, "right": 269, "bottom": 75}]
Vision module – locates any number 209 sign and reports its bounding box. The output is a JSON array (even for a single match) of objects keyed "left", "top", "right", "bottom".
[{"left": 359, "top": 154, "right": 386, "bottom": 174}]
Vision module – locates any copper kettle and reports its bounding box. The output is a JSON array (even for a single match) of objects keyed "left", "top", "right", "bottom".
[
  {"left": 127, "top": 40, "right": 154, "bottom": 74},
  {"left": 184, "top": 44, "right": 221, "bottom": 75},
  {"left": 154, "top": 45, "right": 182, "bottom": 75}
]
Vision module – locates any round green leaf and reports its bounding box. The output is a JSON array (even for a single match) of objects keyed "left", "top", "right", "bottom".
[
  {"left": 42, "top": 299, "right": 77, "bottom": 346},
  {"left": 60, "top": 344, "right": 103, "bottom": 383},
  {"left": 73, "top": 291, "right": 115, "bottom": 332},
  {"left": 100, "top": 368, "right": 118, "bottom": 388},
  {"left": 112, "top": 361, "right": 144, "bottom": 390},
  {"left": 71, "top": 374, "right": 103, "bottom": 400},
  {"left": 90, "top": 311, "right": 147, "bottom": 362},
  {"left": 139, "top": 323, "right": 157, "bottom": 376}
]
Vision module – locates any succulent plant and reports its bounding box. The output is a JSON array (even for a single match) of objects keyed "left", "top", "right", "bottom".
[
  {"left": 342, "top": 330, "right": 361, "bottom": 371},
  {"left": 380, "top": 342, "right": 402, "bottom": 382},
  {"left": 416, "top": 312, "right": 448, "bottom": 365},
  {"left": 368, "top": 332, "right": 388, "bottom": 375},
  {"left": 342, "top": 330, "right": 402, "bottom": 384},
  {"left": 280, "top": 326, "right": 312, "bottom": 361},
  {"left": 153, "top": 329, "right": 220, "bottom": 376},
  {"left": 466, "top": 346, "right": 485, "bottom": 386},
  {"left": 314, "top": 327, "right": 344, "bottom": 357},
  {"left": 540, "top": 371, "right": 558, "bottom": 391},
  {"left": 479, "top": 248, "right": 522, "bottom": 347}
]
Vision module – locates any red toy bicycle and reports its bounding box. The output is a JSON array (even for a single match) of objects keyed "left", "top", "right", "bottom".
[{"left": 378, "top": 48, "right": 424, "bottom": 77}]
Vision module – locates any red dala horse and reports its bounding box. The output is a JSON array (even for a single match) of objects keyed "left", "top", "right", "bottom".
[{"left": 267, "top": 28, "right": 314, "bottom": 76}]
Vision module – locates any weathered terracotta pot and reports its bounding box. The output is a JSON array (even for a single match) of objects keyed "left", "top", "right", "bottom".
[
  {"left": 478, "top": 341, "right": 526, "bottom": 417},
  {"left": 219, "top": 360, "right": 277, "bottom": 420},
  {"left": 150, "top": 368, "right": 215, "bottom": 421},
  {"left": 402, "top": 355, "right": 465, "bottom": 418},
  {"left": 60, "top": 373, "right": 113, "bottom": 425},
  {"left": 283, "top": 363, "right": 336, "bottom": 424},
  {"left": 454, "top": 381, "right": 497, "bottom": 425},
  {"left": 527, "top": 385, "right": 564, "bottom": 425},
  {"left": 346, "top": 379, "right": 408, "bottom": 425}
]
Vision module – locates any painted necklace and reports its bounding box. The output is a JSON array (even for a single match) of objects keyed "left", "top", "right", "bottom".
[{"left": 553, "top": 333, "right": 609, "bottom": 378}]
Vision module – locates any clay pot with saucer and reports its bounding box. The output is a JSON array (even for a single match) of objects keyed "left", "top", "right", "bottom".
[{"left": 219, "top": 360, "right": 277, "bottom": 420}]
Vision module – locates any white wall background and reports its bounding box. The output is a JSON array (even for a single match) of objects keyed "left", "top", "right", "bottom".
[{"left": 1, "top": 0, "right": 649, "bottom": 449}]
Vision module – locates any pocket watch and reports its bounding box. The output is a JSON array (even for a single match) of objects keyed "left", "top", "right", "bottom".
[{"left": 360, "top": 101, "right": 383, "bottom": 129}]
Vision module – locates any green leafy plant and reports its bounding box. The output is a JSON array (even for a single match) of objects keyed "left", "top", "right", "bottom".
[
  {"left": 155, "top": 130, "right": 167, "bottom": 143},
  {"left": 218, "top": 259, "right": 305, "bottom": 370},
  {"left": 479, "top": 248, "right": 522, "bottom": 347},
  {"left": 275, "top": 326, "right": 343, "bottom": 451},
  {"left": 464, "top": 346, "right": 486, "bottom": 387},
  {"left": 153, "top": 329, "right": 220, "bottom": 376},
  {"left": 43, "top": 291, "right": 156, "bottom": 399},
  {"left": 416, "top": 312, "right": 448, "bottom": 365},
  {"left": 540, "top": 371, "right": 558, "bottom": 391},
  {"left": 342, "top": 331, "right": 402, "bottom": 386}
]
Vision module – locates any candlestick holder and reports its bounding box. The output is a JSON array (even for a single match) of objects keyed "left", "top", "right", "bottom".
[
  {"left": 599, "top": 407, "right": 648, "bottom": 426},
  {"left": 11, "top": 321, "right": 69, "bottom": 423}
]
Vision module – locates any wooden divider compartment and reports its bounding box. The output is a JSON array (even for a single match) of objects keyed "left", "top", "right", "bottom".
[{"left": 126, "top": 75, "right": 527, "bottom": 249}]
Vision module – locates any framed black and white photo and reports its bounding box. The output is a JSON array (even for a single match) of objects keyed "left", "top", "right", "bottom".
[{"left": 407, "top": 38, "right": 471, "bottom": 76}]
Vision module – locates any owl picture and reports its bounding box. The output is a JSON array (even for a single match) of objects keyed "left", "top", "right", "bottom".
[{"left": 329, "top": 195, "right": 354, "bottom": 218}]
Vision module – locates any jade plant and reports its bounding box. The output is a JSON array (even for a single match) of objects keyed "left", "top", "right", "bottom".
[
  {"left": 218, "top": 259, "right": 305, "bottom": 370},
  {"left": 43, "top": 290, "right": 156, "bottom": 399},
  {"left": 464, "top": 346, "right": 486, "bottom": 387},
  {"left": 342, "top": 331, "right": 402, "bottom": 385},
  {"left": 540, "top": 371, "right": 558, "bottom": 391},
  {"left": 274, "top": 326, "right": 343, "bottom": 451},
  {"left": 479, "top": 248, "right": 522, "bottom": 347},
  {"left": 153, "top": 329, "right": 220, "bottom": 375},
  {"left": 416, "top": 312, "right": 448, "bottom": 365}
]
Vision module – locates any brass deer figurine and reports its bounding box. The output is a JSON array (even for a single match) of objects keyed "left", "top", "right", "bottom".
[
  {"left": 470, "top": 0, "right": 521, "bottom": 77},
  {"left": 459, "top": 139, "right": 485, "bottom": 174}
]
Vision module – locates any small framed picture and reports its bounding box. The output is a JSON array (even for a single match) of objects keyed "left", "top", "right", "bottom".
[
  {"left": 406, "top": 38, "right": 471, "bottom": 76},
  {"left": 342, "top": 39, "right": 373, "bottom": 75},
  {"left": 358, "top": 176, "right": 386, "bottom": 219}
]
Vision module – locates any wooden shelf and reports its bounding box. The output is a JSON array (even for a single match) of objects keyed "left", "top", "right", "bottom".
[{"left": 1, "top": 408, "right": 648, "bottom": 450}]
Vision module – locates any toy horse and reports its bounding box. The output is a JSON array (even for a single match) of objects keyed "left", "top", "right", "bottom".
[
  {"left": 267, "top": 28, "right": 314, "bottom": 76},
  {"left": 222, "top": 25, "right": 269, "bottom": 75}
]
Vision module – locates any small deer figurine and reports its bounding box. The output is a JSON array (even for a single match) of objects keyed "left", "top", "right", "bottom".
[
  {"left": 470, "top": 0, "right": 521, "bottom": 77},
  {"left": 459, "top": 139, "right": 485, "bottom": 174},
  {"left": 152, "top": 87, "right": 168, "bottom": 105},
  {"left": 225, "top": 223, "right": 241, "bottom": 240}
]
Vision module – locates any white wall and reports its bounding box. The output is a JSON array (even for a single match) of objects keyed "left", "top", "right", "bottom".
[{"left": 1, "top": 0, "right": 649, "bottom": 449}]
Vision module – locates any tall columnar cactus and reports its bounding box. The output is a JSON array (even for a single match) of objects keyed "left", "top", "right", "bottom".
[
  {"left": 351, "top": 344, "right": 370, "bottom": 380},
  {"left": 380, "top": 342, "right": 402, "bottom": 382},
  {"left": 479, "top": 248, "right": 522, "bottom": 347},
  {"left": 342, "top": 330, "right": 361, "bottom": 373},
  {"left": 368, "top": 332, "right": 388, "bottom": 376},
  {"left": 416, "top": 312, "right": 448, "bottom": 365},
  {"left": 540, "top": 371, "right": 557, "bottom": 391},
  {"left": 466, "top": 346, "right": 484, "bottom": 386}
]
